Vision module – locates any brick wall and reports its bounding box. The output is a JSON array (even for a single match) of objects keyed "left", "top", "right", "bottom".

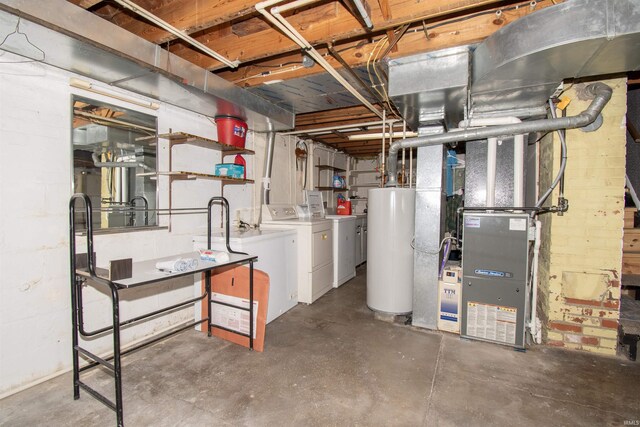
[{"left": 538, "top": 78, "right": 626, "bottom": 355}]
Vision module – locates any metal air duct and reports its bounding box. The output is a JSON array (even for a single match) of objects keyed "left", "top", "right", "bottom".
[
  {"left": 0, "top": 0, "right": 293, "bottom": 131},
  {"left": 471, "top": 0, "right": 640, "bottom": 115}
]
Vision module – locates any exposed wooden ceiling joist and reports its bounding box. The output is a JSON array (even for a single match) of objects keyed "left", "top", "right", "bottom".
[
  {"left": 220, "top": 2, "right": 552, "bottom": 87},
  {"left": 90, "top": 0, "right": 258, "bottom": 45},
  {"left": 68, "top": 0, "right": 103, "bottom": 9},
  {"left": 68, "top": 0, "right": 562, "bottom": 156},
  {"left": 166, "top": 0, "right": 507, "bottom": 70}
]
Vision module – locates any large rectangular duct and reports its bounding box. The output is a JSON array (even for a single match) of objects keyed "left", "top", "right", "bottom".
[
  {"left": 388, "top": 46, "right": 469, "bottom": 130},
  {"left": 471, "top": 0, "right": 640, "bottom": 115},
  {"left": 0, "top": 0, "right": 294, "bottom": 131},
  {"left": 386, "top": 0, "right": 640, "bottom": 126},
  {"left": 412, "top": 142, "right": 446, "bottom": 330}
]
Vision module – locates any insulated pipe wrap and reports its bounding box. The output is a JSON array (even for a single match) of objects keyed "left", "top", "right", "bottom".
[{"left": 385, "top": 83, "right": 613, "bottom": 187}]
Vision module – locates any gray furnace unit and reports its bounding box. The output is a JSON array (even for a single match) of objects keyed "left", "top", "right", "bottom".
[{"left": 461, "top": 212, "right": 532, "bottom": 349}]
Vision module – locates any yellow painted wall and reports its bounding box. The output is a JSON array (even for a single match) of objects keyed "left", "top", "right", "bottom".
[{"left": 538, "top": 77, "right": 627, "bottom": 355}]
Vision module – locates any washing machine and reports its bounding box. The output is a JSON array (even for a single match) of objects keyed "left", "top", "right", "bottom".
[
  {"left": 193, "top": 228, "right": 298, "bottom": 323},
  {"left": 261, "top": 204, "right": 334, "bottom": 304},
  {"left": 325, "top": 215, "right": 357, "bottom": 287}
]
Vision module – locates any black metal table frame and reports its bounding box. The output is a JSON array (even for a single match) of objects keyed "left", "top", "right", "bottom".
[{"left": 69, "top": 194, "right": 256, "bottom": 426}]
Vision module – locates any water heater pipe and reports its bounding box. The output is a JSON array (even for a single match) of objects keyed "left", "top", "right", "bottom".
[{"left": 385, "top": 83, "right": 612, "bottom": 187}]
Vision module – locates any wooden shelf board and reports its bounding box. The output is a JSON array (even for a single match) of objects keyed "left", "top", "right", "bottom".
[
  {"left": 316, "top": 186, "right": 348, "bottom": 191},
  {"left": 316, "top": 164, "right": 346, "bottom": 172},
  {"left": 159, "top": 132, "right": 254, "bottom": 155},
  {"left": 350, "top": 170, "right": 377, "bottom": 174},
  {"left": 350, "top": 184, "right": 379, "bottom": 188},
  {"left": 156, "top": 171, "right": 254, "bottom": 184}
]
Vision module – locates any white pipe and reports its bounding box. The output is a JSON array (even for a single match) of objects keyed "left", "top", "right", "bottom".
[
  {"left": 529, "top": 220, "right": 542, "bottom": 344},
  {"left": 626, "top": 174, "right": 640, "bottom": 212},
  {"left": 350, "top": 0, "right": 374, "bottom": 29},
  {"left": 460, "top": 117, "right": 524, "bottom": 207},
  {"left": 409, "top": 145, "right": 413, "bottom": 188},
  {"left": 348, "top": 131, "right": 418, "bottom": 140},
  {"left": 381, "top": 109, "right": 386, "bottom": 186},
  {"left": 513, "top": 134, "right": 525, "bottom": 207},
  {"left": 401, "top": 121, "right": 407, "bottom": 188},
  {"left": 486, "top": 137, "right": 497, "bottom": 207},
  {"left": 281, "top": 119, "right": 400, "bottom": 135},
  {"left": 259, "top": 1, "right": 383, "bottom": 119},
  {"left": 276, "top": 0, "right": 323, "bottom": 12},
  {"left": 70, "top": 78, "right": 159, "bottom": 110},
  {"left": 113, "top": 0, "right": 239, "bottom": 69}
]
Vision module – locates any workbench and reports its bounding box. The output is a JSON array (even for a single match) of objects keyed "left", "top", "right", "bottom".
[{"left": 69, "top": 194, "right": 256, "bottom": 426}]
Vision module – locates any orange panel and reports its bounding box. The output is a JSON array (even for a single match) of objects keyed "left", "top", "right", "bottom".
[{"left": 200, "top": 266, "right": 270, "bottom": 352}]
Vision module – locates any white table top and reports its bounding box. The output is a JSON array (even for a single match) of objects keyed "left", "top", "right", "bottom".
[{"left": 100, "top": 251, "right": 257, "bottom": 289}]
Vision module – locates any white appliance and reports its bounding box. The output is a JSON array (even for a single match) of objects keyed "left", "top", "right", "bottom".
[
  {"left": 261, "top": 203, "right": 333, "bottom": 304},
  {"left": 438, "top": 265, "right": 462, "bottom": 333},
  {"left": 193, "top": 228, "right": 298, "bottom": 324},
  {"left": 367, "top": 188, "right": 416, "bottom": 314},
  {"left": 325, "top": 215, "right": 356, "bottom": 287}
]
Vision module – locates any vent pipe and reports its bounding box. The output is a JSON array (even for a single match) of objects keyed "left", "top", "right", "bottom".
[{"left": 385, "top": 83, "right": 612, "bottom": 187}]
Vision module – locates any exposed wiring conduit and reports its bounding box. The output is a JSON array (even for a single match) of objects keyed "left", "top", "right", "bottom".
[
  {"left": 261, "top": 126, "right": 276, "bottom": 206},
  {"left": 385, "top": 83, "right": 612, "bottom": 187},
  {"left": 281, "top": 119, "right": 400, "bottom": 135},
  {"left": 529, "top": 220, "right": 542, "bottom": 344},
  {"left": 535, "top": 99, "right": 568, "bottom": 209},
  {"left": 113, "top": 0, "right": 239, "bottom": 68}
]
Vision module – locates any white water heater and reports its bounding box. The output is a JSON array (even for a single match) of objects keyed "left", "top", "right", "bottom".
[{"left": 367, "top": 188, "right": 416, "bottom": 314}]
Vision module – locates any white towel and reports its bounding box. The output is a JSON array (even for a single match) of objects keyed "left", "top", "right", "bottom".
[
  {"left": 155, "top": 258, "right": 198, "bottom": 273},
  {"left": 199, "top": 249, "right": 230, "bottom": 263}
]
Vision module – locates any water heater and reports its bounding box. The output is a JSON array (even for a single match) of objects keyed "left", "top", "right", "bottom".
[{"left": 367, "top": 188, "right": 416, "bottom": 314}]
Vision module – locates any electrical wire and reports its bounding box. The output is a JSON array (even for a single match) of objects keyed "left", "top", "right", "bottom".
[
  {"left": 225, "top": 0, "right": 547, "bottom": 89},
  {"left": 535, "top": 99, "right": 568, "bottom": 209},
  {"left": 319, "top": 0, "right": 546, "bottom": 59},
  {"left": 251, "top": 61, "right": 303, "bottom": 68},
  {"left": 411, "top": 235, "right": 458, "bottom": 254}
]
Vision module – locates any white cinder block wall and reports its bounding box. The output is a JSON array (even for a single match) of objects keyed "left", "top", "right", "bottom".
[{"left": 0, "top": 55, "right": 273, "bottom": 396}]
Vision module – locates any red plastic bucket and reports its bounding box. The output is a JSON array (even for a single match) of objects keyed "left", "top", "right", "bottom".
[
  {"left": 337, "top": 200, "right": 352, "bottom": 215},
  {"left": 215, "top": 116, "right": 247, "bottom": 148}
]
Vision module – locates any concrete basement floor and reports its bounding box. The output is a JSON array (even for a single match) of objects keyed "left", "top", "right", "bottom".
[{"left": 2, "top": 266, "right": 639, "bottom": 426}]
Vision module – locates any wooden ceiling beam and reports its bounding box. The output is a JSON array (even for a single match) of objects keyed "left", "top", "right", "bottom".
[
  {"left": 88, "top": 0, "right": 258, "bottom": 45},
  {"left": 219, "top": 1, "right": 553, "bottom": 86},
  {"left": 68, "top": 0, "right": 104, "bottom": 8},
  {"left": 168, "top": 0, "right": 508, "bottom": 70}
]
